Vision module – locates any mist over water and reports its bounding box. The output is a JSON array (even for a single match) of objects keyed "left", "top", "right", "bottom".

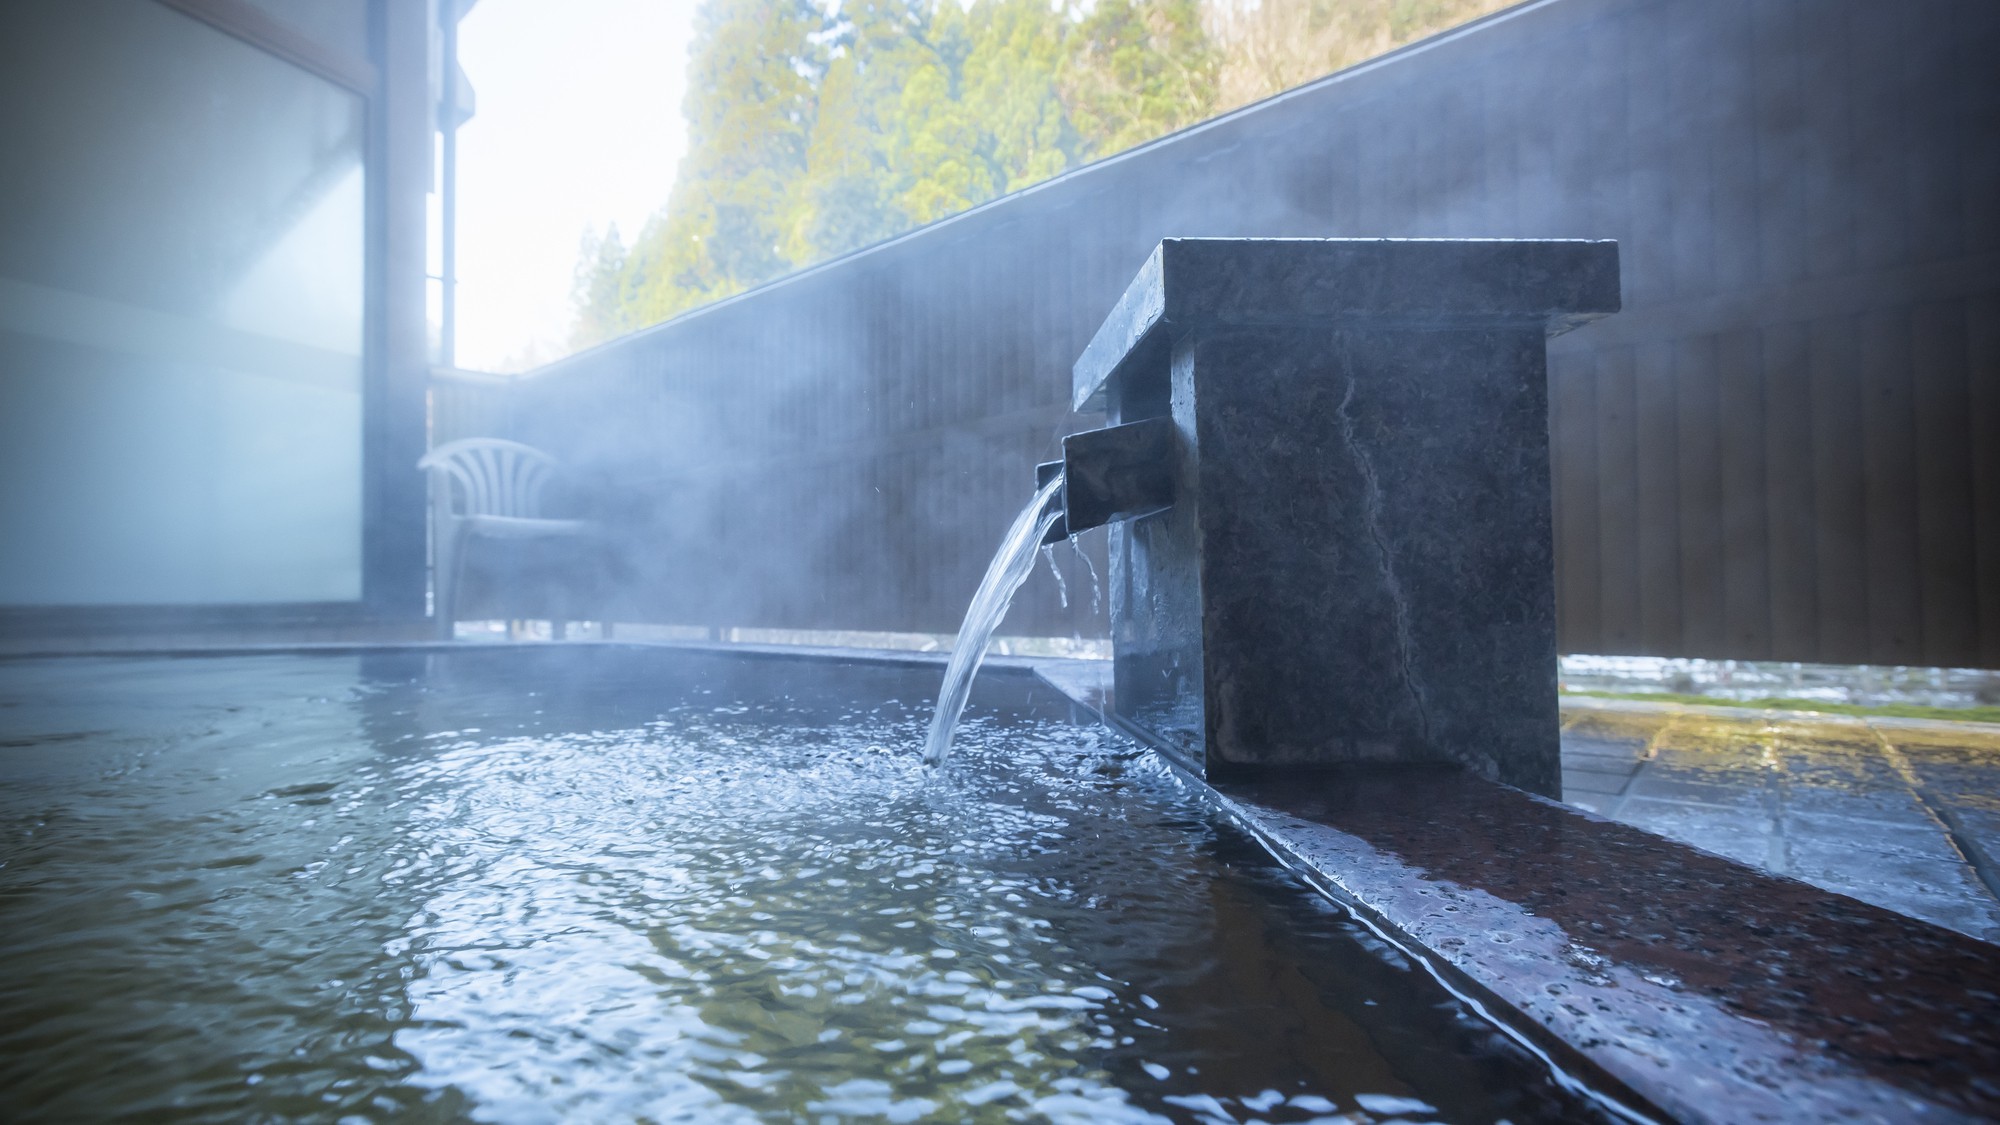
[{"left": 924, "top": 474, "right": 1067, "bottom": 767}]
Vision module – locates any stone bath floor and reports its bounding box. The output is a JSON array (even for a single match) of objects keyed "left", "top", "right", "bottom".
[{"left": 1559, "top": 697, "right": 2000, "bottom": 942}]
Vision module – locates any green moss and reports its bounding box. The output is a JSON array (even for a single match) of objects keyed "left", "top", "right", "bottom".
[{"left": 1558, "top": 689, "right": 2000, "bottom": 725}]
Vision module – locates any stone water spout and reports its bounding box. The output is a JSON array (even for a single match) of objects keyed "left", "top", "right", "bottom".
[
  {"left": 1048, "top": 238, "right": 1619, "bottom": 797},
  {"left": 1035, "top": 416, "right": 1176, "bottom": 545}
]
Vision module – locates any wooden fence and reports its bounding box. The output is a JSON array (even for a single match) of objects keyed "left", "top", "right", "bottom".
[{"left": 509, "top": 0, "right": 2000, "bottom": 668}]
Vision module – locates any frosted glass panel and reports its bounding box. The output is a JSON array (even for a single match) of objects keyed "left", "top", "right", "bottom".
[{"left": 0, "top": 1, "right": 365, "bottom": 606}]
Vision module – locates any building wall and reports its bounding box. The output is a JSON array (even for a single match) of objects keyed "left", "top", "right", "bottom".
[{"left": 520, "top": 0, "right": 2000, "bottom": 667}]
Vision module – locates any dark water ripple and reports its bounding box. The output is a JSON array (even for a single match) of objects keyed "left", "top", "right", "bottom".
[{"left": 0, "top": 652, "right": 1605, "bottom": 1123}]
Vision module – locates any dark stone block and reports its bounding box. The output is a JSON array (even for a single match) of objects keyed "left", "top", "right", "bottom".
[
  {"left": 1080, "top": 239, "right": 1619, "bottom": 797},
  {"left": 1074, "top": 237, "right": 1622, "bottom": 412},
  {"left": 1059, "top": 416, "right": 1174, "bottom": 535}
]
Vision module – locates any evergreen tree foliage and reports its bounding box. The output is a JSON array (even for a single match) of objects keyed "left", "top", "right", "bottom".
[
  {"left": 568, "top": 224, "right": 630, "bottom": 345},
  {"left": 595, "top": 0, "right": 825, "bottom": 341},
  {"left": 568, "top": 0, "right": 1510, "bottom": 351},
  {"left": 789, "top": 0, "right": 929, "bottom": 260},
  {"left": 1061, "top": 0, "right": 1216, "bottom": 157}
]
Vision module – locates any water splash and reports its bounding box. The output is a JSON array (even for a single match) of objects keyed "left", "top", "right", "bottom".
[
  {"left": 1071, "top": 536, "right": 1102, "bottom": 618},
  {"left": 1041, "top": 544, "right": 1069, "bottom": 610},
  {"left": 925, "top": 474, "right": 1066, "bottom": 766}
]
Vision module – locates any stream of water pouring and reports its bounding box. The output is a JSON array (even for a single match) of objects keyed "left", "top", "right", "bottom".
[{"left": 924, "top": 474, "right": 1067, "bottom": 766}]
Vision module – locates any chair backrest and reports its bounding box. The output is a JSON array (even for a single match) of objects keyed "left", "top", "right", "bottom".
[{"left": 417, "top": 438, "right": 561, "bottom": 519}]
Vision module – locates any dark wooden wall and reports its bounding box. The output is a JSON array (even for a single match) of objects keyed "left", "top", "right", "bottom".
[{"left": 516, "top": 0, "right": 2000, "bottom": 667}]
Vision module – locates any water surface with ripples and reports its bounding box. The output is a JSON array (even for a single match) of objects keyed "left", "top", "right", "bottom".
[{"left": 0, "top": 648, "right": 1608, "bottom": 1123}]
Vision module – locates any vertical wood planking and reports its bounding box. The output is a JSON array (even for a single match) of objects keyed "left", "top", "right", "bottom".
[
  {"left": 1479, "top": 43, "right": 1521, "bottom": 238},
  {"left": 1328, "top": 113, "right": 1364, "bottom": 235},
  {"left": 1762, "top": 322, "right": 1819, "bottom": 657},
  {"left": 1751, "top": 0, "right": 1807, "bottom": 288},
  {"left": 1355, "top": 99, "right": 1394, "bottom": 236},
  {"left": 1911, "top": 299, "right": 1978, "bottom": 665},
  {"left": 1595, "top": 346, "right": 1642, "bottom": 653},
  {"left": 1511, "top": 38, "right": 1560, "bottom": 239},
  {"left": 1622, "top": 0, "right": 1675, "bottom": 308},
  {"left": 1903, "top": 1, "right": 1963, "bottom": 265},
  {"left": 515, "top": 0, "right": 2000, "bottom": 664},
  {"left": 1809, "top": 317, "right": 1868, "bottom": 662},
  {"left": 1970, "top": 293, "right": 2000, "bottom": 667},
  {"left": 1846, "top": 0, "right": 1910, "bottom": 271},
  {"left": 1400, "top": 85, "right": 1453, "bottom": 235},
  {"left": 1707, "top": 1, "right": 1761, "bottom": 293},
  {"left": 1550, "top": 359, "right": 1567, "bottom": 644},
  {"left": 1962, "top": 0, "right": 2000, "bottom": 256},
  {"left": 1434, "top": 79, "right": 1486, "bottom": 239},
  {"left": 1000, "top": 233, "right": 1026, "bottom": 416},
  {"left": 1663, "top": 1, "right": 1715, "bottom": 300},
  {"left": 1577, "top": 7, "right": 1627, "bottom": 248},
  {"left": 1635, "top": 341, "right": 1682, "bottom": 653},
  {"left": 1676, "top": 335, "right": 1726, "bottom": 655},
  {"left": 1858, "top": 308, "right": 1923, "bottom": 663},
  {"left": 1383, "top": 87, "right": 1426, "bottom": 236},
  {"left": 1551, "top": 350, "right": 1602, "bottom": 653},
  {"left": 1796, "top": 0, "right": 1853, "bottom": 280},
  {"left": 1717, "top": 329, "right": 1771, "bottom": 657}
]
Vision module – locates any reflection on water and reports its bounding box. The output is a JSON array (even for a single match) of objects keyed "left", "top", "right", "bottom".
[{"left": 0, "top": 650, "right": 1604, "bottom": 1123}]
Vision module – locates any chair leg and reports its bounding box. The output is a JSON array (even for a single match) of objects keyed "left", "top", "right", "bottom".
[
  {"left": 432, "top": 523, "right": 453, "bottom": 640},
  {"left": 441, "top": 525, "right": 471, "bottom": 640},
  {"left": 430, "top": 478, "right": 459, "bottom": 640}
]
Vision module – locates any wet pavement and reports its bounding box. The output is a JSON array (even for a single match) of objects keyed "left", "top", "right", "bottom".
[{"left": 1559, "top": 698, "right": 2000, "bottom": 943}]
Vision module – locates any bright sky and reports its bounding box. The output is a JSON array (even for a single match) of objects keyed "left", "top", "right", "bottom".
[{"left": 452, "top": 0, "right": 697, "bottom": 373}]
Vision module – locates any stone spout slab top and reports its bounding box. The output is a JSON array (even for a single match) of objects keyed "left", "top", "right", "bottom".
[{"left": 1073, "top": 238, "right": 1621, "bottom": 411}]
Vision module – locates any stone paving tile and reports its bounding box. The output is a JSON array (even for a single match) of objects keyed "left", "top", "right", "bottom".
[
  {"left": 1560, "top": 769, "right": 1633, "bottom": 797},
  {"left": 1785, "top": 845, "right": 1988, "bottom": 897},
  {"left": 1558, "top": 732, "right": 1649, "bottom": 756},
  {"left": 1947, "top": 805, "right": 2000, "bottom": 845},
  {"left": 1780, "top": 783, "right": 1933, "bottom": 822},
  {"left": 1560, "top": 698, "right": 2000, "bottom": 943},
  {"left": 1560, "top": 707, "right": 1674, "bottom": 743},
  {"left": 1559, "top": 751, "right": 1646, "bottom": 780},
  {"left": 1611, "top": 799, "right": 1777, "bottom": 869},
  {"left": 1621, "top": 772, "right": 1772, "bottom": 811},
  {"left": 1782, "top": 812, "right": 1964, "bottom": 859},
  {"left": 1562, "top": 751, "right": 1641, "bottom": 772},
  {"left": 1782, "top": 861, "right": 2000, "bottom": 938},
  {"left": 1559, "top": 752, "right": 1645, "bottom": 776}
]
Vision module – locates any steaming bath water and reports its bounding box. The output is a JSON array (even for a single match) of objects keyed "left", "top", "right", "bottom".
[
  {"left": 0, "top": 648, "right": 1610, "bottom": 1123},
  {"left": 924, "top": 474, "right": 1065, "bottom": 766}
]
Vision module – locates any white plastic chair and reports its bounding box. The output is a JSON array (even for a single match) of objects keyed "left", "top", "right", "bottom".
[{"left": 417, "top": 438, "right": 592, "bottom": 637}]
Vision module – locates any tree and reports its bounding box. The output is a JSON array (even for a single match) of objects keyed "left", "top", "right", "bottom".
[
  {"left": 568, "top": 0, "right": 1510, "bottom": 352},
  {"left": 1061, "top": 0, "right": 1218, "bottom": 157},
  {"left": 1206, "top": 0, "right": 1511, "bottom": 112},
  {"left": 588, "top": 0, "right": 826, "bottom": 342},
  {"left": 568, "top": 224, "right": 630, "bottom": 349},
  {"left": 788, "top": 1, "right": 924, "bottom": 260},
  {"left": 964, "top": 0, "right": 1080, "bottom": 194},
  {"left": 575, "top": 0, "right": 1087, "bottom": 347}
]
